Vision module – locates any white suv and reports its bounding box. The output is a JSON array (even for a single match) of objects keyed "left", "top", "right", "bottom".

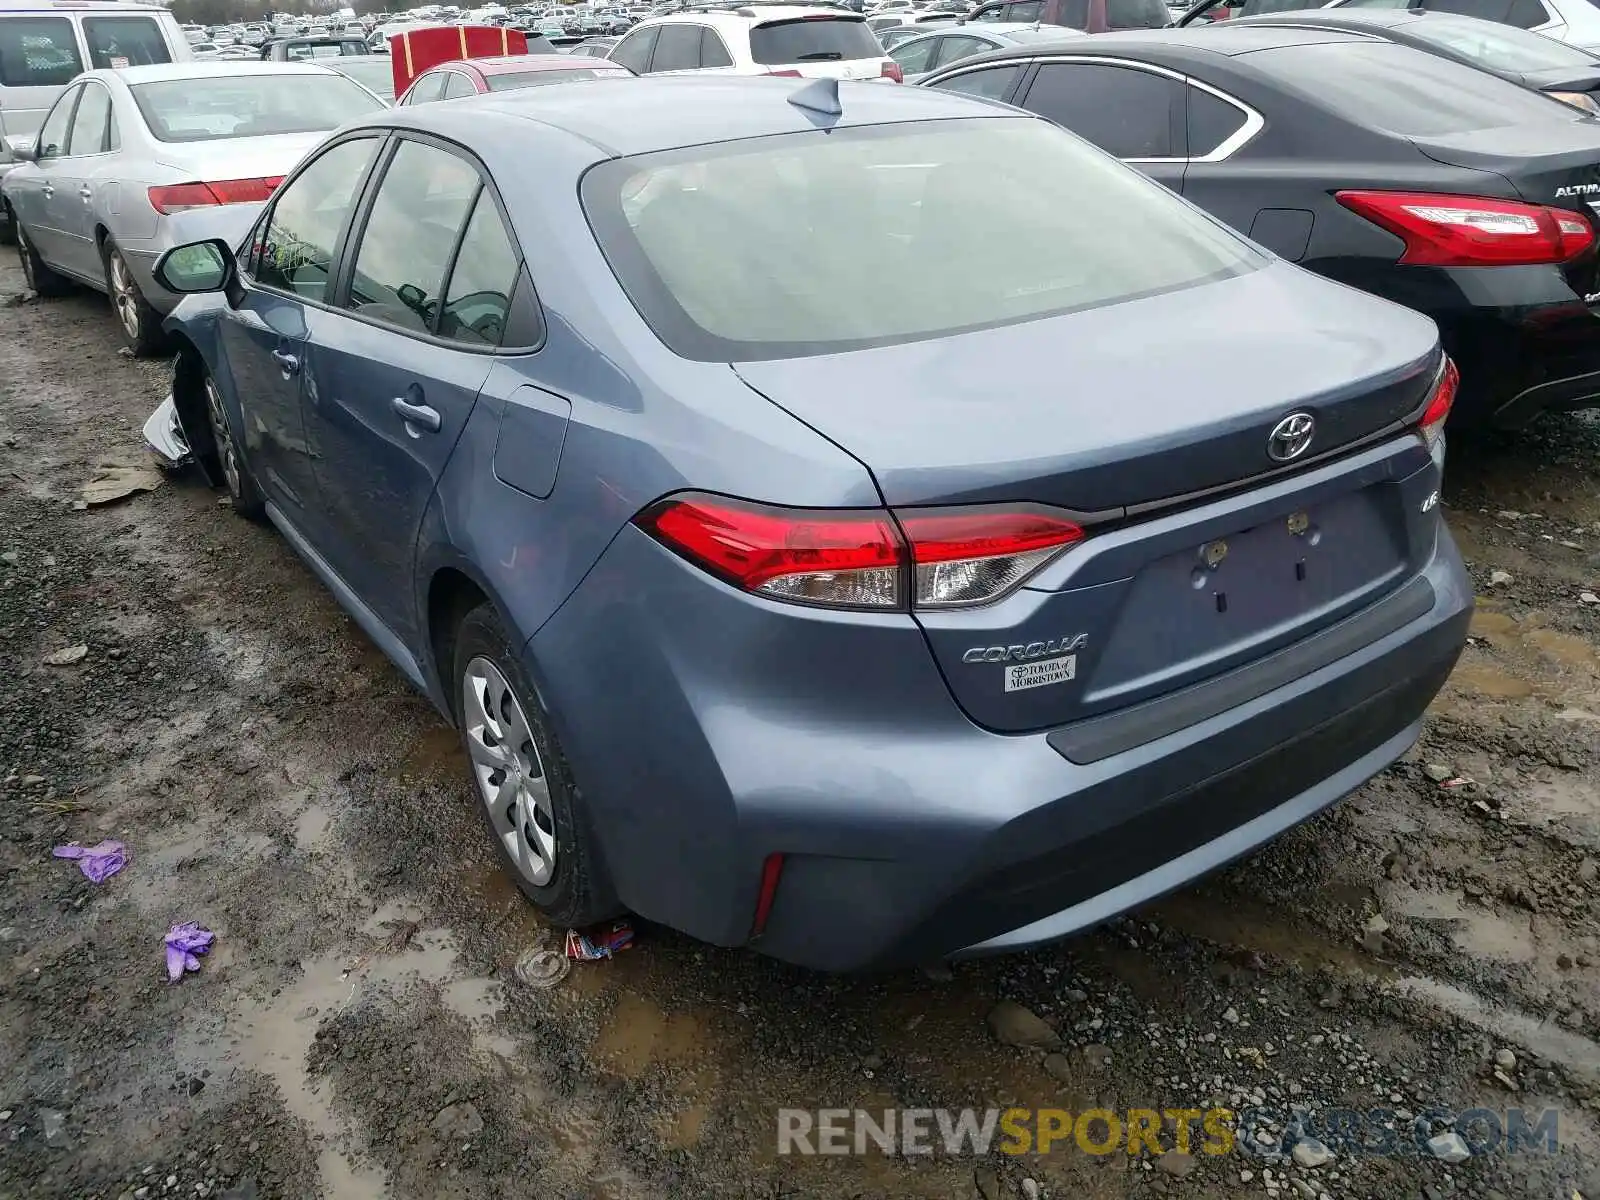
[{"left": 607, "top": 4, "right": 902, "bottom": 81}]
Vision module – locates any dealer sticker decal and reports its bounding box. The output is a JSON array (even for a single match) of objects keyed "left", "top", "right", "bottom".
[{"left": 1004, "top": 655, "right": 1076, "bottom": 693}]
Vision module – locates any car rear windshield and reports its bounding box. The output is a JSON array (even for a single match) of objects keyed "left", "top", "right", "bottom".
[
  {"left": 748, "top": 16, "right": 882, "bottom": 63},
  {"left": 1251, "top": 41, "right": 1580, "bottom": 135},
  {"left": 582, "top": 117, "right": 1261, "bottom": 361},
  {"left": 1404, "top": 15, "right": 1600, "bottom": 72},
  {"left": 485, "top": 66, "right": 621, "bottom": 87},
  {"left": 130, "top": 74, "right": 386, "bottom": 142}
]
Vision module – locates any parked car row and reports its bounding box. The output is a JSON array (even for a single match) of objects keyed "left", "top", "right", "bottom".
[{"left": 4, "top": 2, "right": 1597, "bottom": 971}]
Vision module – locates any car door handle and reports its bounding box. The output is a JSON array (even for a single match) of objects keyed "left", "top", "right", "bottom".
[
  {"left": 40, "top": 185, "right": 53, "bottom": 199},
  {"left": 77, "top": 186, "right": 91, "bottom": 200},
  {"left": 271, "top": 349, "right": 300, "bottom": 376},
  {"left": 392, "top": 396, "right": 442, "bottom": 434}
]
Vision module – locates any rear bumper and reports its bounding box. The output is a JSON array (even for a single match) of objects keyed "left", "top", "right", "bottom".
[
  {"left": 527, "top": 514, "right": 1472, "bottom": 972},
  {"left": 1437, "top": 306, "right": 1600, "bottom": 429}
]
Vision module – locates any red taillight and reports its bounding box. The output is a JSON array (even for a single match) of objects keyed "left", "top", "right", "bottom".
[
  {"left": 637, "top": 494, "right": 1084, "bottom": 610},
  {"left": 147, "top": 176, "right": 284, "bottom": 215},
  {"left": 751, "top": 853, "right": 784, "bottom": 938},
  {"left": 898, "top": 508, "right": 1084, "bottom": 608},
  {"left": 1418, "top": 356, "right": 1459, "bottom": 448},
  {"left": 881, "top": 60, "right": 903, "bottom": 82},
  {"left": 1336, "top": 190, "right": 1595, "bottom": 267},
  {"left": 765, "top": 68, "right": 802, "bottom": 77}
]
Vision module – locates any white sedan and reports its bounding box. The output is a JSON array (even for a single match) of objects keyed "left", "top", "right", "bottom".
[{"left": 0, "top": 61, "right": 387, "bottom": 354}]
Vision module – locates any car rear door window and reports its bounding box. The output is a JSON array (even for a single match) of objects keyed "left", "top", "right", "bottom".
[
  {"left": 748, "top": 16, "right": 881, "bottom": 64},
  {"left": 1004, "top": 1, "right": 1044, "bottom": 19},
  {"left": 648, "top": 23, "right": 702, "bottom": 70},
  {"left": 439, "top": 191, "right": 522, "bottom": 346},
  {"left": 609, "top": 23, "right": 658, "bottom": 70},
  {"left": 66, "top": 82, "right": 111, "bottom": 156},
  {"left": 891, "top": 35, "right": 941, "bottom": 73},
  {"left": 0, "top": 17, "right": 83, "bottom": 87},
  {"left": 406, "top": 71, "right": 448, "bottom": 104},
  {"left": 254, "top": 136, "right": 381, "bottom": 301},
  {"left": 1019, "top": 62, "right": 1179, "bottom": 158},
  {"left": 443, "top": 70, "right": 478, "bottom": 97},
  {"left": 82, "top": 17, "right": 172, "bottom": 69},
  {"left": 35, "top": 85, "right": 79, "bottom": 157},
  {"left": 931, "top": 34, "right": 993, "bottom": 67},
  {"left": 1186, "top": 84, "right": 1248, "bottom": 158},
  {"left": 928, "top": 62, "right": 1021, "bottom": 99},
  {"left": 344, "top": 140, "right": 480, "bottom": 335},
  {"left": 700, "top": 26, "right": 734, "bottom": 66}
]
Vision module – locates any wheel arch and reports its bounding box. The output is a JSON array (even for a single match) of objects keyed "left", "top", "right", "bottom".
[{"left": 169, "top": 332, "right": 223, "bottom": 488}]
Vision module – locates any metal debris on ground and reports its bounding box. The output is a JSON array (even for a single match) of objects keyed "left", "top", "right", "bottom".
[
  {"left": 513, "top": 946, "right": 570, "bottom": 989},
  {"left": 564, "top": 920, "right": 635, "bottom": 962},
  {"left": 81, "top": 464, "right": 163, "bottom": 507},
  {"left": 164, "top": 922, "right": 215, "bottom": 982},
  {"left": 51, "top": 840, "right": 126, "bottom": 883}
]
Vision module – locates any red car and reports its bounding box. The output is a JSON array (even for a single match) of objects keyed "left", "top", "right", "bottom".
[{"left": 397, "top": 53, "right": 634, "bottom": 104}]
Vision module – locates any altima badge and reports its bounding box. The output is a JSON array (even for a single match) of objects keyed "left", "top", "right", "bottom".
[{"left": 1267, "top": 412, "right": 1316, "bottom": 462}]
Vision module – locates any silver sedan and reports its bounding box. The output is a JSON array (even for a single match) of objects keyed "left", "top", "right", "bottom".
[{"left": 0, "top": 61, "right": 387, "bottom": 354}]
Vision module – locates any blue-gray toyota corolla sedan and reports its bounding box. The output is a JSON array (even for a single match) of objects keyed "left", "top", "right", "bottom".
[{"left": 152, "top": 75, "right": 1473, "bottom": 971}]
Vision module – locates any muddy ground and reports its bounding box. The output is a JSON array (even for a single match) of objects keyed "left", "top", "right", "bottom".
[{"left": 2, "top": 255, "right": 1600, "bottom": 1200}]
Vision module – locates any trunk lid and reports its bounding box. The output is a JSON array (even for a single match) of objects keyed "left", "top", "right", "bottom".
[
  {"left": 152, "top": 131, "right": 327, "bottom": 184},
  {"left": 735, "top": 261, "right": 1444, "bottom": 734}
]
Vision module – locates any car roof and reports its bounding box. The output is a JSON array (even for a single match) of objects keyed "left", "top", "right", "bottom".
[
  {"left": 631, "top": 4, "right": 864, "bottom": 27},
  {"left": 1230, "top": 8, "right": 1448, "bottom": 30},
  {"left": 107, "top": 60, "right": 359, "bottom": 84},
  {"left": 926, "top": 21, "right": 1372, "bottom": 71},
  {"left": 367, "top": 72, "right": 1014, "bottom": 155},
  {"left": 466, "top": 52, "right": 630, "bottom": 71}
]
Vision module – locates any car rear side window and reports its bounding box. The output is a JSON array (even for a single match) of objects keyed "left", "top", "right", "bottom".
[
  {"left": 748, "top": 16, "right": 881, "bottom": 64},
  {"left": 609, "top": 23, "right": 658, "bottom": 70},
  {"left": 443, "top": 70, "right": 478, "bottom": 97},
  {"left": 928, "top": 63, "right": 1021, "bottom": 99},
  {"left": 82, "top": 17, "right": 171, "bottom": 69},
  {"left": 254, "top": 136, "right": 380, "bottom": 301},
  {"left": 890, "top": 35, "right": 941, "bottom": 73},
  {"left": 406, "top": 71, "right": 448, "bottom": 103},
  {"left": 931, "top": 34, "right": 993, "bottom": 67},
  {"left": 1186, "top": 85, "right": 1247, "bottom": 158},
  {"left": 345, "top": 140, "right": 480, "bottom": 335},
  {"left": 700, "top": 26, "right": 734, "bottom": 66},
  {"left": 1254, "top": 40, "right": 1577, "bottom": 134},
  {"left": 1020, "top": 62, "right": 1179, "bottom": 158},
  {"left": 582, "top": 117, "right": 1260, "bottom": 361},
  {"left": 0, "top": 17, "right": 83, "bottom": 87}
]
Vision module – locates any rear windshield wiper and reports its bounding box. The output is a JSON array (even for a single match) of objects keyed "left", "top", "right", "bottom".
[{"left": 795, "top": 50, "right": 844, "bottom": 59}]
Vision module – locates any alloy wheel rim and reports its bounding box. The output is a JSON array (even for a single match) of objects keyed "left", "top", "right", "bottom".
[
  {"left": 203, "top": 377, "right": 241, "bottom": 497},
  {"left": 462, "top": 656, "right": 556, "bottom": 887},
  {"left": 110, "top": 252, "right": 139, "bottom": 340}
]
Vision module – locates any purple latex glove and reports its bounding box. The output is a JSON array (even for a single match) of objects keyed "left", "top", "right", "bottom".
[
  {"left": 164, "top": 923, "right": 215, "bottom": 982},
  {"left": 51, "top": 840, "right": 127, "bottom": 883}
]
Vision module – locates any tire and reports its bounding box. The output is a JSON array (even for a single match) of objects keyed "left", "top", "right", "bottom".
[
  {"left": 0, "top": 200, "right": 15, "bottom": 247},
  {"left": 453, "top": 602, "right": 619, "bottom": 929},
  {"left": 200, "top": 369, "right": 266, "bottom": 520},
  {"left": 103, "top": 240, "right": 168, "bottom": 356},
  {"left": 14, "top": 216, "right": 70, "bottom": 297}
]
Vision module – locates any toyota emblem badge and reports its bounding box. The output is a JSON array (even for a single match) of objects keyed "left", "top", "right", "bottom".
[{"left": 1267, "top": 412, "right": 1316, "bottom": 463}]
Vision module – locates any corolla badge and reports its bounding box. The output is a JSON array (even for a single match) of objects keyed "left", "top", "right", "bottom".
[
  {"left": 1267, "top": 412, "right": 1316, "bottom": 463},
  {"left": 962, "top": 635, "right": 1087, "bottom": 664}
]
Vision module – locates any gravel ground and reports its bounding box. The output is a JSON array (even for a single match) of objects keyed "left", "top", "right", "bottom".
[{"left": 2, "top": 255, "right": 1600, "bottom": 1200}]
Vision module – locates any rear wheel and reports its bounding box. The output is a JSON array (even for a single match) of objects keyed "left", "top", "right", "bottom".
[
  {"left": 104, "top": 240, "right": 168, "bottom": 356},
  {"left": 201, "top": 371, "right": 265, "bottom": 520},
  {"left": 453, "top": 602, "right": 618, "bottom": 928},
  {"left": 15, "top": 217, "right": 70, "bottom": 297}
]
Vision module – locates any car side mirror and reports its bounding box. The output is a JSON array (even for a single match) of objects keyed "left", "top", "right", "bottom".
[
  {"left": 155, "top": 239, "right": 235, "bottom": 294},
  {"left": 7, "top": 135, "right": 36, "bottom": 162}
]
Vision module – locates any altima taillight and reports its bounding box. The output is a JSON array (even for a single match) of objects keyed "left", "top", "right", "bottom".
[
  {"left": 637, "top": 494, "right": 1084, "bottom": 611},
  {"left": 147, "top": 177, "right": 284, "bottom": 215},
  {"left": 881, "top": 60, "right": 903, "bottom": 82},
  {"left": 1418, "top": 356, "right": 1460, "bottom": 449},
  {"left": 1335, "top": 190, "right": 1595, "bottom": 266}
]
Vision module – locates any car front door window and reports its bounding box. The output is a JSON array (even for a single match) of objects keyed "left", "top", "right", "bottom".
[
  {"left": 253, "top": 135, "right": 382, "bottom": 301},
  {"left": 36, "top": 85, "right": 79, "bottom": 159},
  {"left": 343, "top": 139, "right": 480, "bottom": 335}
]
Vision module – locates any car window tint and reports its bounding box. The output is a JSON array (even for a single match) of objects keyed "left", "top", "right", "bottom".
[
  {"left": 891, "top": 35, "right": 940, "bottom": 72},
  {"left": 1252, "top": 39, "right": 1579, "bottom": 134},
  {"left": 649, "top": 23, "right": 701, "bottom": 70},
  {"left": 83, "top": 17, "right": 172, "bottom": 69},
  {"left": 700, "top": 26, "right": 734, "bottom": 66},
  {"left": 443, "top": 70, "right": 478, "bottom": 97},
  {"left": 1187, "top": 85, "right": 1246, "bottom": 157},
  {"left": 928, "top": 63, "right": 1020, "bottom": 99},
  {"left": 406, "top": 71, "right": 448, "bottom": 103},
  {"left": 439, "top": 192, "right": 520, "bottom": 346},
  {"left": 67, "top": 83, "right": 111, "bottom": 156},
  {"left": 609, "top": 24, "right": 658, "bottom": 70},
  {"left": 0, "top": 17, "right": 83, "bottom": 87},
  {"left": 1006, "top": 1, "right": 1043, "bottom": 19},
  {"left": 748, "top": 16, "right": 881, "bottom": 63},
  {"left": 931, "top": 34, "right": 992, "bottom": 67},
  {"left": 1505, "top": 0, "right": 1550, "bottom": 25},
  {"left": 584, "top": 116, "right": 1260, "bottom": 361},
  {"left": 254, "top": 136, "right": 379, "bottom": 300},
  {"left": 36, "top": 86, "right": 79, "bottom": 158},
  {"left": 1021, "top": 63, "right": 1177, "bottom": 157},
  {"left": 346, "top": 140, "right": 479, "bottom": 335}
]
